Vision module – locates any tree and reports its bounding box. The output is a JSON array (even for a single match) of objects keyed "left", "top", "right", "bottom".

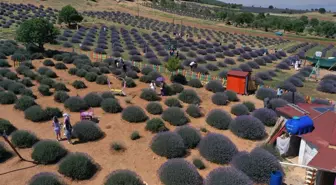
[
  {"left": 310, "top": 18, "right": 319, "bottom": 27},
  {"left": 16, "top": 18, "right": 59, "bottom": 51},
  {"left": 299, "top": 16, "right": 309, "bottom": 25},
  {"left": 318, "top": 8, "right": 326, "bottom": 14},
  {"left": 226, "top": 12, "right": 236, "bottom": 23},
  {"left": 270, "top": 16, "right": 285, "bottom": 29},
  {"left": 260, "top": 18, "right": 272, "bottom": 32},
  {"left": 252, "top": 19, "right": 263, "bottom": 29},
  {"left": 283, "top": 20, "right": 293, "bottom": 32},
  {"left": 320, "top": 21, "right": 336, "bottom": 37},
  {"left": 292, "top": 19, "right": 305, "bottom": 33},
  {"left": 269, "top": 5, "right": 274, "bottom": 9},
  {"left": 216, "top": 11, "right": 227, "bottom": 20},
  {"left": 235, "top": 12, "right": 254, "bottom": 26},
  {"left": 160, "top": 0, "right": 167, "bottom": 6},
  {"left": 307, "top": 27, "right": 315, "bottom": 34},
  {"left": 256, "top": 13, "right": 266, "bottom": 20},
  {"left": 58, "top": 5, "right": 83, "bottom": 27},
  {"left": 165, "top": 57, "right": 180, "bottom": 72}
]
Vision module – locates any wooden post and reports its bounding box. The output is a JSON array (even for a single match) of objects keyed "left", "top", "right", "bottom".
[
  {"left": 2, "top": 131, "right": 25, "bottom": 161},
  {"left": 305, "top": 168, "right": 317, "bottom": 185}
]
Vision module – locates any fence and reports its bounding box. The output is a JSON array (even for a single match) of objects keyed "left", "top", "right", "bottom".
[
  {"left": 73, "top": 49, "right": 227, "bottom": 86},
  {"left": 72, "top": 49, "right": 335, "bottom": 105},
  {"left": 259, "top": 84, "right": 335, "bottom": 105}
]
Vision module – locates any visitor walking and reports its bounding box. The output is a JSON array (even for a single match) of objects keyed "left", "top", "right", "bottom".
[
  {"left": 119, "top": 57, "right": 124, "bottom": 65},
  {"left": 114, "top": 59, "right": 119, "bottom": 68},
  {"left": 122, "top": 63, "right": 127, "bottom": 73},
  {"left": 52, "top": 116, "right": 61, "bottom": 141},
  {"left": 277, "top": 88, "right": 283, "bottom": 98},
  {"left": 295, "top": 60, "right": 299, "bottom": 71},
  {"left": 149, "top": 80, "right": 156, "bottom": 91},
  {"left": 160, "top": 82, "right": 167, "bottom": 96},
  {"left": 176, "top": 50, "right": 179, "bottom": 58},
  {"left": 63, "top": 113, "right": 73, "bottom": 144}
]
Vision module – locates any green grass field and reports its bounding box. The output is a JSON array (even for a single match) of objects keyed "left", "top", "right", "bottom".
[
  {"left": 306, "top": 45, "right": 325, "bottom": 57},
  {"left": 327, "top": 49, "right": 336, "bottom": 58}
]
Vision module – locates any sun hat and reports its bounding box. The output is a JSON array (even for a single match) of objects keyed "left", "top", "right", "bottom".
[{"left": 63, "top": 113, "right": 70, "bottom": 117}]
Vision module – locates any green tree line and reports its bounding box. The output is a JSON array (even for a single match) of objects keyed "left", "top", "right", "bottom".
[{"left": 223, "top": 12, "right": 336, "bottom": 37}]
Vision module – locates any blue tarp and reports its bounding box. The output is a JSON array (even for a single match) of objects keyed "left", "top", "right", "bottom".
[{"left": 275, "top": 32, "right": 283, "bottom": 36}]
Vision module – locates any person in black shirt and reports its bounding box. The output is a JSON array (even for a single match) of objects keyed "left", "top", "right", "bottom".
[{"left": 122, "top": 63, "right": 127, "bottom": 73}]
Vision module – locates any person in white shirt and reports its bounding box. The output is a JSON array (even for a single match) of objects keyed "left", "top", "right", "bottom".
[
  {"left": 189, "top": 61, "right": 197, "bottom": 71},
  {"left": 277, "top": 88, "right": 283, "bottom": 98},
  {"left": 149, "top": 81, "right": 156, "bottom": 91},
  {"left": 295, "top": 60, "right": 299, "bottom": 71}
]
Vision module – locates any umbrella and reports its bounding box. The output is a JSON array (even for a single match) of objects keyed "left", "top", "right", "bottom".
[{"left": 156, "top": 77, "right": 165, "bottom": 82}]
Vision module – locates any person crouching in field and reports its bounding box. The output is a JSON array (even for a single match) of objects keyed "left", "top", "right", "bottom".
[
  {"left": 189, "top": 61, "right": 197, "bottom": 71},
  {"left": 52, "top": 116, "right": 62, "bottom": 141},
  {"left": 63, "top": 113, "right": 73, "bottom": 144}
]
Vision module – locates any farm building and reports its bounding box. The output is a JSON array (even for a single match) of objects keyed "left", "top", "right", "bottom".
[
  {"left": 269, "top": 103, "right": 336, "bottom": 185},
  {"left": 226, "top": 70, "right": 256, "bottom": 95}
]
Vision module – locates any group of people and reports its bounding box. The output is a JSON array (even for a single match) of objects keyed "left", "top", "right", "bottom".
[
  {"left": 52, "top": 113, "right": 73, "bottom": 144},
  {"left": 149, "top": 80, "right": 168, "bottom": 96}
]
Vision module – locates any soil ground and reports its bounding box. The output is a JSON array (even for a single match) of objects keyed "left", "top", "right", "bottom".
[
  {"left": 0, "top": 58, "right": 305, "bottom": 185},
  {"left": 1, "top": 1, "right": 332, "bottom": 184}
]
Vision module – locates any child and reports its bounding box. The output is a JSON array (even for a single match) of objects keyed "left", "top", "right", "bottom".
[{"left": 52, "top": 116, "right": 61, "bottom": 141}]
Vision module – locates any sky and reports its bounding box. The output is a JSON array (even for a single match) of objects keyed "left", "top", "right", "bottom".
[{"left": 221, "top": 0, "right": 336, "bottom": 11}]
